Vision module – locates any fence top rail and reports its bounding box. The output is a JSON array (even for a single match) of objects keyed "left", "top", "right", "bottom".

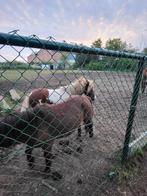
[{"left": 0, "top": 32, "right": 146, "bottom": 60}]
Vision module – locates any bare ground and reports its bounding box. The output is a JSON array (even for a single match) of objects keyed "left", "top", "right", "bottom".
[{"left": 0, "top": 71, "right": 147, "bottom": 196}]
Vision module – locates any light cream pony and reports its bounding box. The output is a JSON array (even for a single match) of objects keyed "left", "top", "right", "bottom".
[{"left": 20, "top": 76, "right": 95, "bottom": 112}]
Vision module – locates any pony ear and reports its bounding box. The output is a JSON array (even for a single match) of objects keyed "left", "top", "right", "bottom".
[{"left": 89, "top": 80, "right": 94, "bottom": 88}]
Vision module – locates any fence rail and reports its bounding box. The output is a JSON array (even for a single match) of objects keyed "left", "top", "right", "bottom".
[{"left": 0, "top": 32, "right": 146, "bottom": 59}]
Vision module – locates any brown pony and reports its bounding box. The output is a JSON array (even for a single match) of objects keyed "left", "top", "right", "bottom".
[
  {"left": 141, "top": 67, "right": 147, "bottom": 93},
  {"left": 29, "top": 88, "right": 53, "bottom": 107},
  {"left": 0, "top": 95, "right": 93, "bottom": 174}
]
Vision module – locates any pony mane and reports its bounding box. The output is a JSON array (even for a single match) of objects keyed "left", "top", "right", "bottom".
[{"left": 70, "top": 76, "right": 94, "bottom": 95}]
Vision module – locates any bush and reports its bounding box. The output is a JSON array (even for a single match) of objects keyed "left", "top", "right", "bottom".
[
  {"left": 0, "top": 62, "right": 42, "bottom": 70},
  {"left": 83, "top": 57, "right": 138, "bottom": 72}
]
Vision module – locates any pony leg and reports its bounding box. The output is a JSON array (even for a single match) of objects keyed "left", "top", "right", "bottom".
[
  {"left": 77, "top": 126, "right": 82, "bottom": 137},
  {"left": 25, "top": 146, "right": 35, "bottom": 169},
  {"left": 42, "top": 143, "right": 54, "bottom": 173},
  {"left": 141, "top": 80, "right": 146, "bottom": 94},
  {"left": 42, "top": 143, "right": 62, "bottom": 180},
  {"left": 84, "top": 120, "right": 93, "bottom": 138},
  {"left": 76, "top": 126, "right": 83, "bottom": 142}
]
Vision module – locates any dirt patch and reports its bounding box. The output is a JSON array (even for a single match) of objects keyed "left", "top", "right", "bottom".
[
  {"left": 99, "top": 147, "right": 147, "bottom": 196},
  {"left": 0, "top": 70, "right": 147, "bottom": 195}
]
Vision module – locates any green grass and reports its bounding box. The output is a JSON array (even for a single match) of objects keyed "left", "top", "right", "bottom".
[
  {"left": 0, "top": 69, "right": 81, "bottom": 81},
  {"left": 0, "top": 70, "right": 52, "bottom": 81},
  {"left": 108, "top": 145, "right": 147, "bottom": 182}
]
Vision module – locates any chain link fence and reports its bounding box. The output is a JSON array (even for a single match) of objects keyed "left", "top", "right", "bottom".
[{"left": 0, "top": 31, "right": 147, "bottom": 195}]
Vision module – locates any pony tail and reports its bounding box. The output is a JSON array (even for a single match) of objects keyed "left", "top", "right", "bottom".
[
  {"left": 20, "top": 94, "right": 30, "bottom": 112},
  {"left": 0, "top": 108, "right": 40, "bottom": 147}
]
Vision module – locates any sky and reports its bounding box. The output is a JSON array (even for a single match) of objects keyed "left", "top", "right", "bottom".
[{"left": 0, "top": 0, "right": 147, "bottom": 53}]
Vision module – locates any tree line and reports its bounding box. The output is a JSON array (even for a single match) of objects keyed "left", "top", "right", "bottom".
[{"left": 74, "top": 38, "right": 147, "bottom": 71}]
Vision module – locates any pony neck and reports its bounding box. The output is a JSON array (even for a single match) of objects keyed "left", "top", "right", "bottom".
[{"left": 66, "top": 81, "right": 83, "bottom": 95}]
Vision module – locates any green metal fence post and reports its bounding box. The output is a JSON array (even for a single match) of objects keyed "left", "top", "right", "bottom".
[{"left": 122, "top": 57, "right": 146, "bottom": 163}]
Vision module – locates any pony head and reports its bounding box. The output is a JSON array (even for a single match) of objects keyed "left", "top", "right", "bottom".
[{"left": 73, "top": 77, "right": 95, "bottom": 102}]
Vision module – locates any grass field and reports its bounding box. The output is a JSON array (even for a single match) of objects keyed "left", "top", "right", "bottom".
[
  {"left": 0, "top": 70, "right": 59, "bottom": 81},
  {"left": 0, "top": 69, "right": 77, "bottom": 81}
]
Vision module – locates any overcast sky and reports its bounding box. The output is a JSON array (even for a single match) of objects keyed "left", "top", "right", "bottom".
[{"left": 0, "top": 0, "right": 147, "bottom": 51}]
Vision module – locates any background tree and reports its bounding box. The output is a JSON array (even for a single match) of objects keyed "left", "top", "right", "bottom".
[
  {"left": 74, "top": 43, "right": 99, "bottom": 68},
  {"left": 74, "top": 38, "right": 137, "bottom": 70},
  {"left": 142, "top": 47, "right": 147, "bottom": 55},
  {"left": 74, "top": 53, "right": 98, "bottom": 68},
  {"left": 105, "top": 38, "right": 127, "bottom": 51},
  {"left": 126, "top": 43, "right": 137, "bottom": 53},
  {"left": 91, "top": 38, "right": 102, "bottom": 48}
]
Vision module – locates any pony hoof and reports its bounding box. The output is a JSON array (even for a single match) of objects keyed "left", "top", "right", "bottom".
[
  {"left": 43, "top": 167, "right": 51, "bottom": 173},
  {"left": 28, "top": 162, "right": 35, "bottom": 169},
  {"left": 59, "top": 140, "right": 69, "bottom": 146},
  {"left": 77, "top": 178, "right": 83, "bottom": 184},
  {"left": 76, "top": 137, "right": 82, "bottom": 142},
  {"left": 51, "top": 154, "right": 57, "bottom": 159},
  {"left": 51, "top": 172, "right": 62, "bottom": 181},
  {"left": 63, "top": 148, "right": 72, "bottom": 155},
  {"left": 89, "top": 133, "right": 93, "bottom": 138},
  {"left": 76, "top": 147, "right": 83, "bottom": 153}
]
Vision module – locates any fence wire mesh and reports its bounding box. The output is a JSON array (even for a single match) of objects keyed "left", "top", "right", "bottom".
[{"left": 0, "top": 32, "right": 146, "bottom": 196}]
